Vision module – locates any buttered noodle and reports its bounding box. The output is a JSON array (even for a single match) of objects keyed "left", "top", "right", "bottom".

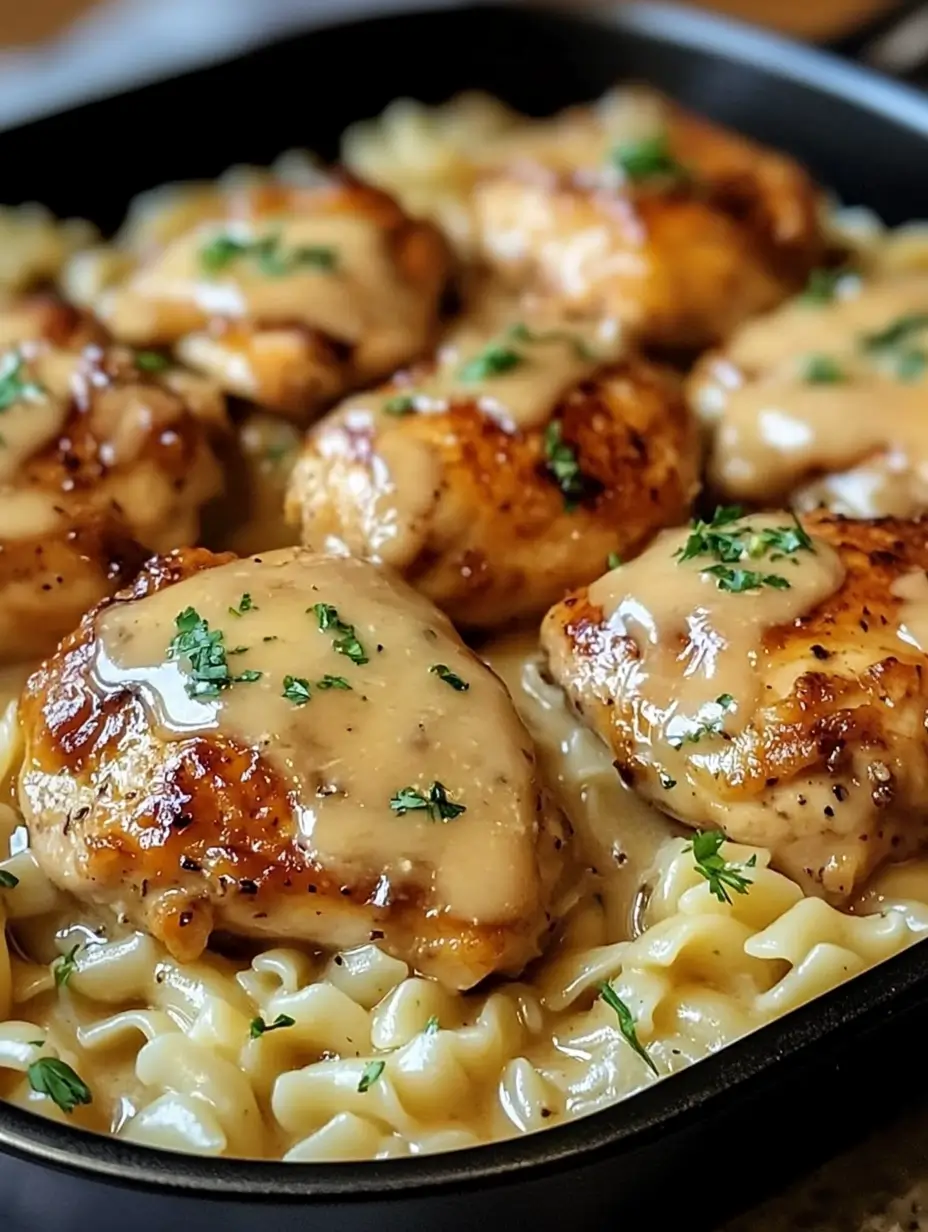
[{"left": 3, "top": 95, "right": 928, "bottom": 1163}]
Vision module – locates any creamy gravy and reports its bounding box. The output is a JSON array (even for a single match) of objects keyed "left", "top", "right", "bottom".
[
  {"left": 585, "top": 513, "right": 846, "bottom": 791},
  {"left": 92, "top": 548, "right": 546, "bottom": 925},
  {"left": 0, "top": 346, "right": 80, "bottom": 485},
  {"left": 109, "top": 214, "right": 427, "bottom": 349},
  {"left": 698, "top": 275, "right": 928, "bottom": 515},
  {"left": 893, "top": 570, "right": 928, "bottom": 654}
]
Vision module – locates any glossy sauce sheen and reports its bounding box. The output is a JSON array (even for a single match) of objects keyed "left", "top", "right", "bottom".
[
  {"left": 696, "top": 275, "right": 928, "bottom": 515},
  {"left": 587, "top": 514, "right": 846, "bottom": 788},
  {"left": 92, "top": 548, "right": 543, "bottom": 925}
]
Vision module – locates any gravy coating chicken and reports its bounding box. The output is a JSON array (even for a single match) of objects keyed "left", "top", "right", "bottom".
[
  {"left": 0, "top": 295, "right": 226, "bottom": 660},
  {"left": 345, "top": 87, "right": 825, "bottom": 352},
  {"left": 690, "top": 270, "right": 928, "bottom": 518},
  {"left": 18, "top": 547, "right": 568, "bottom": 991},
  {"left": 542, "top": 509, "right": 928, "bottom": 902},
  {"left": 67, "top": 169, "right": 452, "bottom": 421},
  {"left": 286, "top": 299, "right": 698, "bottom": 628}
]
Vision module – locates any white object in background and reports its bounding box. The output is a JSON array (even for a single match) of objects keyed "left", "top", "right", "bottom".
[{"left": 0, "top": 0, "right": 473, "bottom": 132}]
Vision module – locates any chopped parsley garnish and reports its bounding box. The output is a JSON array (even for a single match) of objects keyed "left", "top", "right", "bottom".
[
  {"left": 675, "top": 507, "right": 813, "bottom": 593},
  {"left": 458, "top": 343, "right": 523, "bottom": 383},
  {"left": 0, "top": 351, "right": 44, "bottom": 412},
  {"left": 249, "top": 1013, "right": 295, "bottom": 1039},
  {"left": 668, "top": 694, "right": 735, "bottom": 749},
  {"left": 686, "top": 828, "right": 757, "bottom": 904},
  {"left": 53, "top": 944, "right": 81, "bottom": 989},
  {"left": 228, "top": 593, "right": 256, "bottom": 617},
  {"left": 317, "top": 675, "right": 351, "bottom": 691},
  {"left": 384, "top": 394, "right": 416, "bottom": 416},
  {"left": 598, "top": 982, "right": 658, "bottom": 1075},
  {"left": 424, "top": 1015, "right": 441, "bottom": 1034},
  {"left": 236, "top": 669, "right": 263, "bottom": 683},
  {"left": 861, "top": 313, "right": 928, "bottom": 383},
  {"left": 168, "top": 608, "right": 261, "bottom": 698},
  {"left": 802, "top": 354, "right": 845, "bottom": 384},
  {"left": 611, "top": 132, "right": 688, "bottom": 185},
  {"left": 543, "top": 420, "right": 600, "bottom": 511},
  {"left": 282, "top": 675, "right": 312, "bottom": 706},
  {"left": 429, "top": 664, "right": 469, "bottom": 692},
  {"left": 507, "top": 321, "right": 596, "bottom": 360},
  {"left": 358, "top": 1059, "right": 385, "bottom": 1093},
  {"left": 0, "top": 869, "right": 18, "bottom": 889},
  {"left": 389, "top": 782, "right": 466, "bottom": 822},
  {"left": 200, "top": 231, "right": 336, "bottom": 277},
  {"left": 134, "top": 350, "right": 171, "bottom": 373},
  {"left": 658, "top": 771, "right": 677, "bottom": 790},
  {"left": 606, "top": 552, "right": 622, "bottom": 571},
  {"left": 801, "top": 266, "right": 859, "bottom": 305},
  {"left": 312, "top": 603, "right": 369, "bottom": 665},
  {"left": 27, "top": 1057, "right": 91, "bottom": 1114}
]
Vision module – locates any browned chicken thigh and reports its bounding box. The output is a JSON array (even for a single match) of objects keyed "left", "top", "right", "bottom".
[
  {"left": 18, "top": 547, "right": 568, "bottom": 990},
  {"left": 542, "top": 510, "right": 928, "bottom": 903}
]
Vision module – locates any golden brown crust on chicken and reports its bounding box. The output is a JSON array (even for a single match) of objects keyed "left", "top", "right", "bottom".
[
  {"left": 287, "top": 355, "right": 698, "bottom": 628},
  {"left": 19, "top": 548, "right": 569, "bottom": 988},
  {"left": 542, "top": 513, "right": 928, "bottom": 901},
  {"left": 88, "top": 175, "right": 453, "bottom": 421},
  {"left": 472, "top": 95, "right": 825, "bottom": 351}
]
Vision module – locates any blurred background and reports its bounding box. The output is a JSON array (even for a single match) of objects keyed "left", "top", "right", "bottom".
[{"left": 0, "top": 0, "right": 920, "bottom": 134}]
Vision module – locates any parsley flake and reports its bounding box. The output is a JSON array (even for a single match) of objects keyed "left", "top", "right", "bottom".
[
  {"left": 228, "top": 593, "right": 255, "bottom": 617},
  {"left": 658, "top": 771, "right": 677, "bottom": 790},
  {"left": 862, "top": 313, "right": 928, "bottom": 382},
  {"left": 282, "top": 675, "right": 312, "bottom": 706},
  {"left": 312, "top": 603, "right": 369, "bottom": 665},
  {"left": 543, "top": 420, "right": 600, "bottom": 510},
  {"left": 801, "top": 266, "right": 860, "bottom": 305},
  {"left": 606, "top": 552, "right": 623, "bottom": 571},
  {"left": 598, "top": 982, "right": 658, "bottom": 1075},
  {"left": 424, "top": 1015, "right": 441, "bottom": 1034},
  {"left": 507, "top": 321, "right": 596, "bottom": 360},
  {"left": 389, "top": 782, "right": 466, "bottom": 822},
  {"left": 53, "top": 944, "right": 81, "bottom": 989},
  {"left": 703, "top": 564, "right": 792, "bottom": 594},
  {"left": 685, "top": 829, "right": 757, "bottom": 904},
  {"left": 458, "top": 343, "right": 523, "bottom": 383},
  {"left": 249, "top": 1013, "right": 295, "bottom": 1039},
  {"left": 668, "top": 694, "right": 735, "bottom": 748},
  {"left": 0, "top": 869, "right": 18, "bottom": 889},
  {"left": 200, "top": 232, "right": 337, "bottom": 277},
  {"left": 611, "top": 132, "right": 688, "bottom": 185},
  {"left": 316, "top": 674, "right": 351, "bottom": 691},
  {"left": 384, "top": 394, "right": 416, "bottom": 416},
  {"left": 27, "top": 1057, "right": 91, "bottom": 1114},
  {"left": 0, "top": 351, "right": 44, "bottom": 412},
  {"left": 802, "top": 354, "right": 845, "bottom": 384},
  {"left": 675, "top": 507, "right": 812, "bottom": 593},
  {"left": 358, "top": 1059, "right": 385, "bottom": 1093},
  {"left": 134, "top": 350, "right": 171, "bottom": 373},
  {"left": 168, "top": 608, "right": 260, "bottom": 698},
  {"left": 429, "top": 664, "right": 469, "bottom": 692}
]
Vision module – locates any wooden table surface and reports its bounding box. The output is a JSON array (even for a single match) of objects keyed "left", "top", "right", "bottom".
[{"left": 0, "top": 0, "right": 902, "bottom": 46}]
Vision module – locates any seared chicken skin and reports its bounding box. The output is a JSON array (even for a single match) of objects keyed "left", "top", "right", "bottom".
[
  {"left": 287, "top": 301, "right": 698, "bottom": 628},
  {"left": 542, "top": 510, "right": 928, "bottom": 902},
  {"left": 69, "top": 172, "right": 451, "bottom": 421},
  {"left": 0, "top": 294, "right": 226, "bottom": 660},
  {"left": 19, "top": 547, "right": 568, "bottom": 990},
  {"left": 690, "top": 271, "right": 928, "bottom": 518},
  {"left": 345, "top": 87, "right": 824, "bottom": 351}
]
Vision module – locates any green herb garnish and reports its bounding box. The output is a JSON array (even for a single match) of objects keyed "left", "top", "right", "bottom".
[
  {"left": 507, "top": 322, "right": 596, "bottom": 360},
  {"left": 598, "top": 982, "right": 658, "bottom": 1075},
  {"left": 282, "top": 675, "right": 312, "bottom": 706},
  {"left": 675, "top": 507, "right": 812, "bottom": 593},
  {"left": 658, "top": 771, "right": 677, "bottom": 790},
  {"left": 702, "top": 565, "right": 792, "bottom": 594},
  {"left": 801, "top": 266, "right": 859, "bottom": 305},
  {"left": 200, "top": 231, "right": 336, "bottom": 277},
  {"left": 802, "top": 354, "right": 845, "bottom": 384},
  {"left": 429, "top": 664, "right": 469, "bottom": 692},
  {"left": 0, "top": 870, "right": 18, "bottom": 889},
  {"left": 389, "top": 782, "right": 466, "bottom": 822},
  {"left": 424, "top": 1016, "right": 441, "bottom": 1034},
  {"left": 316, "top": 675, "right": 351, "bottom": 691},
  {"left": 27, "top": 1057, "right": 91, "bottom": 1114},
  {"left": 458, "top": 343, "right": 523, "bottom": 383},
  {"left": 606, "top": 553, "right": 623, "bottom": 571},
  {"left": 861, "top": 313, "right": 928, "bottom": 383},
  {"left": 168, "top": 608, "right": 260, "bottom": 698},
  {"left": 358, "top": 1059, "right": 385, "bottom": 1093},
  {"left": 0, "top": 352, "right": 44, "bottom": 412},
  {"left": 543, "top": 420, "right": 599, "bottom": 511},
  {"left": 611, "top": 132, "right": 688, "bottom": 185},
  {"left": 668, "top": 694, "right": 735, "bottom": 749},
  {"left": 384, "top": 394, "right": 416, "bottom": 416},
  {"left": 249, "top": 1013, "right": 296, "bottom": 1039},
  {"left": 685, "top": 828, "right": 757, "bottom": 904},
  {"left": 53, "top": 944, "right": 81, "bottom": 989},
  {"left": 228, "top": 593, "right": 255, "bottom": 617},
  {"left": 134, "top": 350, "right": 171, "bottom": 373},
  {"left": 312, "top": 603, "right": 369, "bottom": 665}
]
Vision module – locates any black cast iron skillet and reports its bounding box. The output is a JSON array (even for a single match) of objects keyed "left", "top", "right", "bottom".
[{"left": 4, "top": 4, "right": 928, "bottom": 1229}]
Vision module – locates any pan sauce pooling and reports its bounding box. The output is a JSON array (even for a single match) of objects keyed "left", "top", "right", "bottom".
[{"left": 5, "top": 85, "right": 928, "bottom": 1164}]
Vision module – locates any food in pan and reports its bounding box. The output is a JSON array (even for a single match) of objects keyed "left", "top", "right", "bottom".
[{"left": 1, "top": 86, "right": 928, "bottom": 1163}]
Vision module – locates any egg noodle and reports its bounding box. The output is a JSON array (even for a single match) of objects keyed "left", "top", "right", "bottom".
[{"left": 1, "top": 94, "right": 928, "bottom": 1162}]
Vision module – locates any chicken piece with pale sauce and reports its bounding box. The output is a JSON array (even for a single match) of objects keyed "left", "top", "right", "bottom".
[
  {"left": 0, "top": 294, "right": 226, "bottom": 660},
  {"left": 691, "top": 270, "right": 928, "bottom": 517},
  {"left": 542, "top": 508, "right": 928, "bottom": 902},
  {"left": 18, "top": 547, "right": 569, "bottom": 990},
  {"left": 286, "top": 299, "right": 698, "bottom": 628},
  {"left": 72, "top": 171, "right": 452, "bottom": 421}
]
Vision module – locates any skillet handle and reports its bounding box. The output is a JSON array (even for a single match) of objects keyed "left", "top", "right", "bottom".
[{"left": 828, "top": 0, "right": 928, "bottom": 81}]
